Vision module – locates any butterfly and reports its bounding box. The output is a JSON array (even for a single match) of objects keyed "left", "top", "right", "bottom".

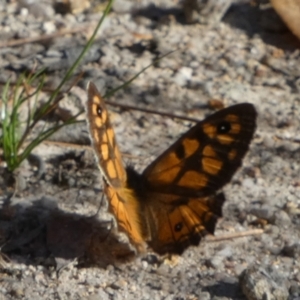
[{"left": 86, "top": 82, "right": 257, "bottom": 255}]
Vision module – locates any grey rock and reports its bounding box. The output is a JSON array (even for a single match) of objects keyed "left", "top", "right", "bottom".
[{"left": 240, "top": 265, "right": 289, "bottom": 300}]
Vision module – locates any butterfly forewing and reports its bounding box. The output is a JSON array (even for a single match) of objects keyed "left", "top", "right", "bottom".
[
  {"left": 86, "top": 82, "right": 127, "bottom": 188},
  {"left": 143, "top": 103, "right": 257, "bottom": 197}
]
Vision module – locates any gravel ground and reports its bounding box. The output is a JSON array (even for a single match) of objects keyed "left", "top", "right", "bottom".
[{"left": 0, "top": 0, "right": 300, "bottom": 299}]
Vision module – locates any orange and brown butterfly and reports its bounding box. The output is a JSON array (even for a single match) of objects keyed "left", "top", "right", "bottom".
[{"left": 86, "top": 82, "right": 257, "bottom": 255}]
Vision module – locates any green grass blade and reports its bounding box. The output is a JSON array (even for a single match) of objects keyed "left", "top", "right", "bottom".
[
  {"left": 104, "top": 50, "right": 176, "bottom": 98},
  {"left": 34, "top": 0, "right": 115, "bottom": 121}
]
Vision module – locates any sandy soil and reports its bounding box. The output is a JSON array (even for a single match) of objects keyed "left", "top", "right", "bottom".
[{"left": 0, "top": 0, "right": 300, "bottom": 299}]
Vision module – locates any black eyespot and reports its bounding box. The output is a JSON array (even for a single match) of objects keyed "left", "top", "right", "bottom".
[
  {"left": 174, "top": 222, "right": 183, "bottom": 232},
  {"left": 217, "top": 121, "right": 231, "bottom": 133},
  {"left": 175, "top": 144, "right": 185, "bottom": 160},
  {"left": 97, "top": 105, "right": 102, "bottom": 116}
]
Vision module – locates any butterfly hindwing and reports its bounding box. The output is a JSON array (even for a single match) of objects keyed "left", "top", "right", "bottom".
[
  {"left": 143, "top": 103, "right": 257, "bottom": 197},
  {"left": 105, "top": 183, "right": 146, "bottom": 251},
  {"left": 145, "top": 192, "right": 226, "bottom": 254}
]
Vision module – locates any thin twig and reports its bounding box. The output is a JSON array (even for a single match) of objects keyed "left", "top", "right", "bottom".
[
  {"left": 105, "top": 100, "right": 200, "bottom": 123},
  {"left": 207, "top": 229, "right": 263, "bottom": 242},
  {"left": 0, "top": 26, "right": 92, "bottom": 48},
  {"left": 41, "top": 140, "right": 147, "bottom": 160}
]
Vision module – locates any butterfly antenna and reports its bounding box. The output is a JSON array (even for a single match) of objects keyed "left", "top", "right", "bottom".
[{"left": 94, "top": 189, "right": 105, "bottom": 216}]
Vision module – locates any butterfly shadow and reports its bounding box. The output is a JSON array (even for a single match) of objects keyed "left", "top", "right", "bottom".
[
  {"left": 204, "top": 281, "right": 244, "bottom": 299},
  {"left": 223, "top": 2, "right": 300, "bottom": 50},
  {"left": 132, "top": 4, "right": 183, "bottom": 21},
  {"left": 0, "top": 195, "right": 136, "bottom": 270}
]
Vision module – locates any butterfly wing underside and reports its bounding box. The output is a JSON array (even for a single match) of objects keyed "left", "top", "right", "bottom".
[
  {"left": 86, "top": 82, "right": 127, "bottom": 188},
  {"left": 142, "top": 104, "right": 257, "bottom": 254},
  {"left": 86, "top": 82, "right": 145, "bottom": 251}
]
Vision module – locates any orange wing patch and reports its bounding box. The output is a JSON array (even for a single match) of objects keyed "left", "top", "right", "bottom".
[{"left": 86, "top": 82, "right": 257, "bottom": 255}]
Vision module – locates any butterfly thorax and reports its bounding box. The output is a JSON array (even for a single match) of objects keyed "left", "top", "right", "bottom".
[{"left": 125, "top": 166, "right": 144, "bottom": 191}]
